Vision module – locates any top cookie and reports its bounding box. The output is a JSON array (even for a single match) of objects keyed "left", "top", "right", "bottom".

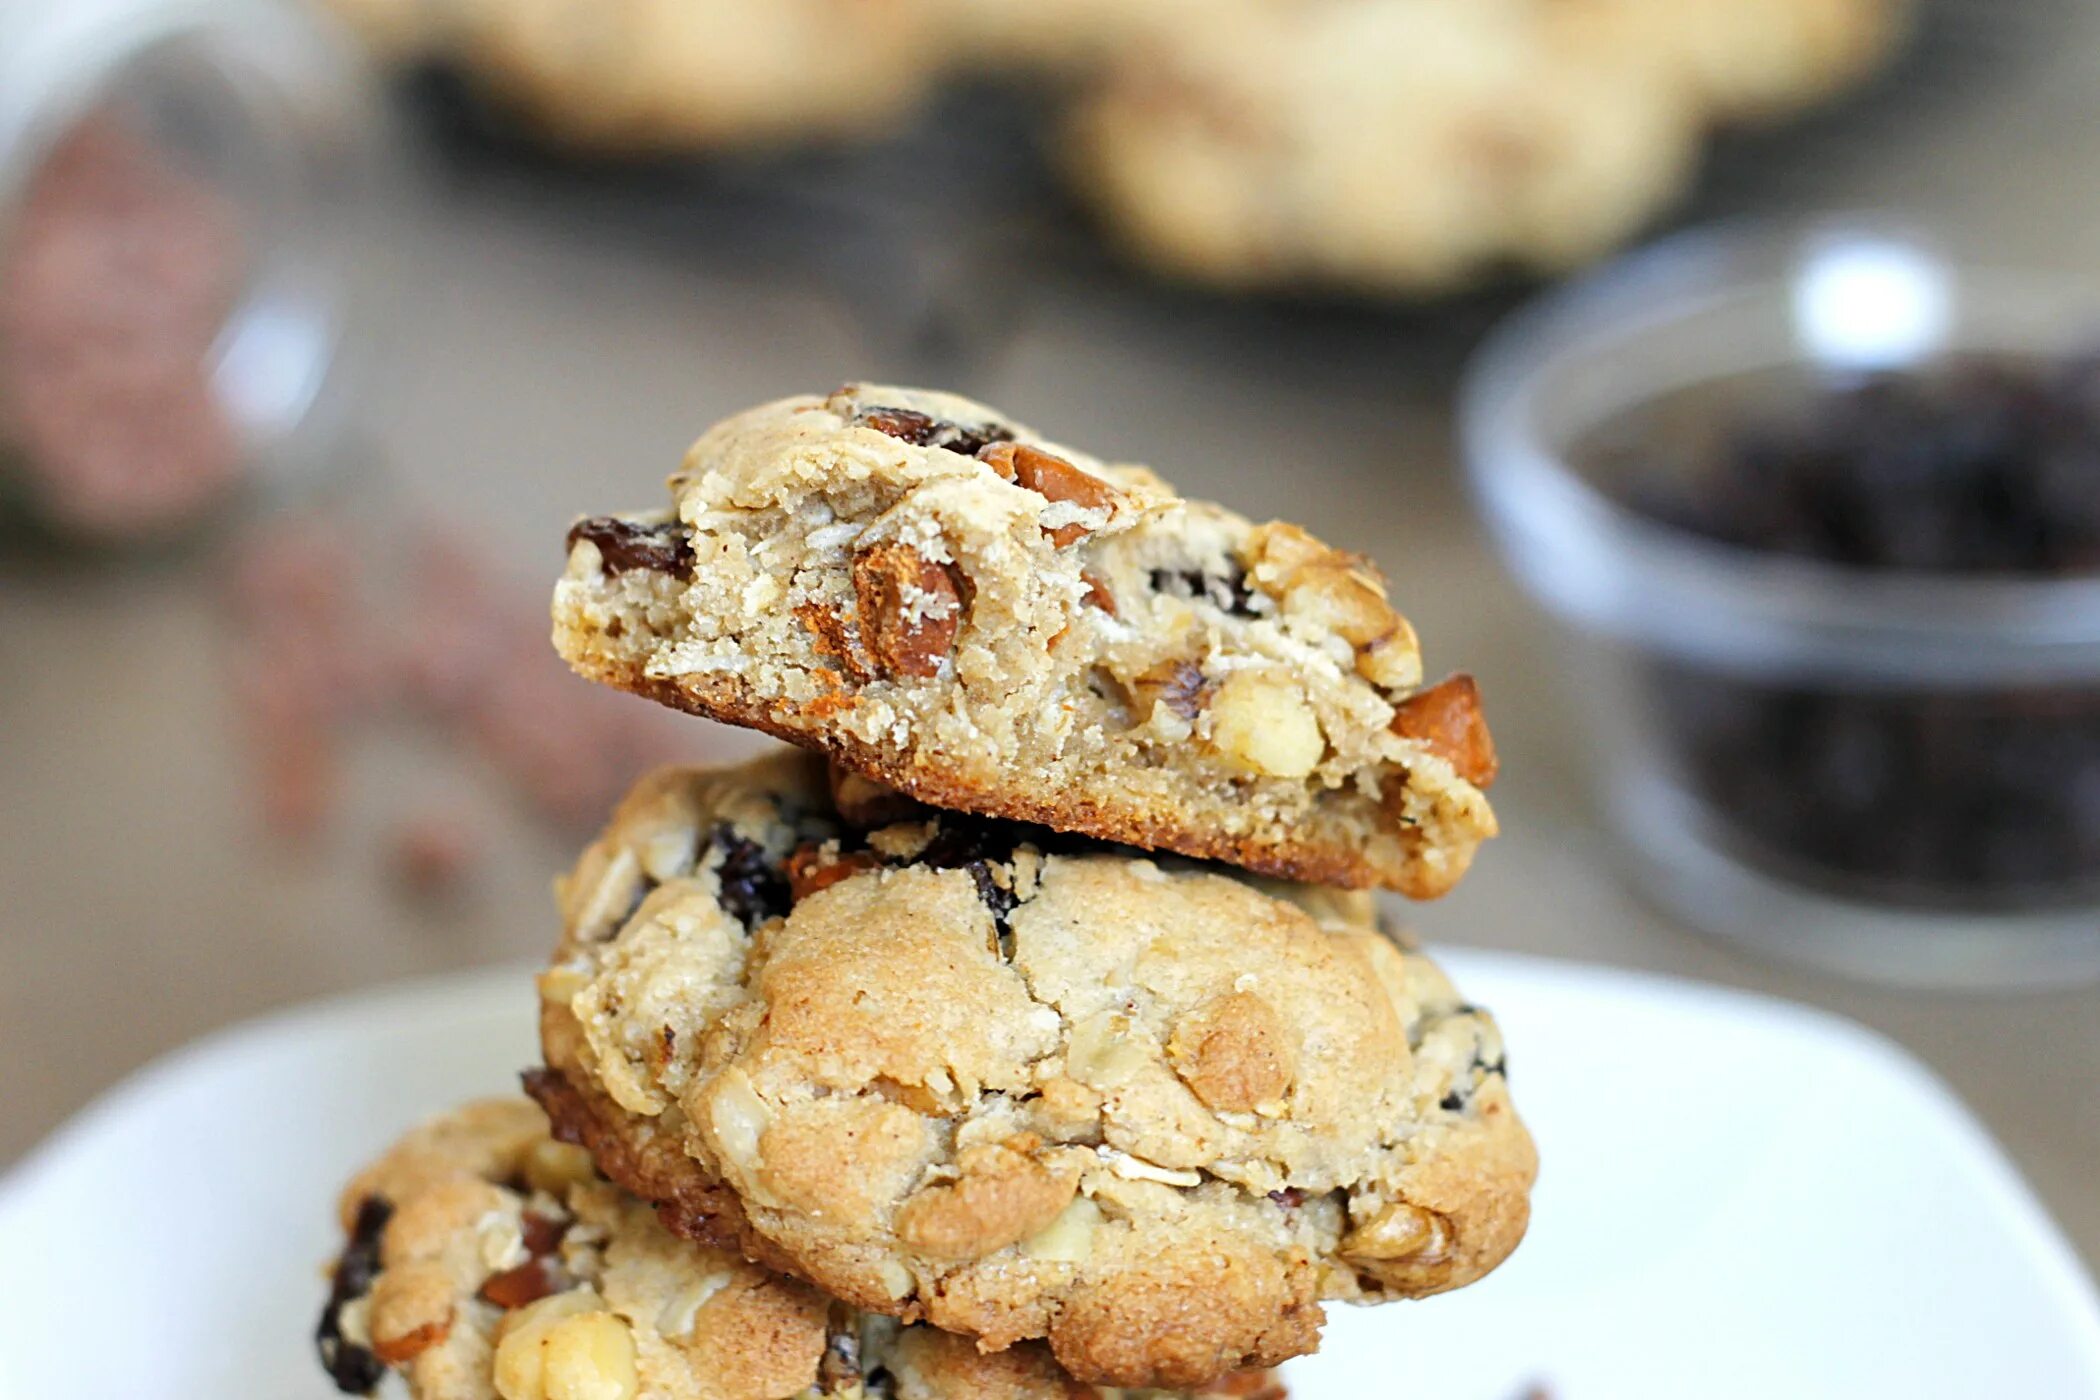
[
  {"left": 316, "top": 1097, "right": 1286, "bottom": 1400},
  {"left": 552, "top": 384, "right": 1497, "bottom": 895}
]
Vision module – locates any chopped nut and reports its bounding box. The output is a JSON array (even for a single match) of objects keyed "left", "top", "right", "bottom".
[
  {"left": 1168, "top": 991, "right": 1296, "bottom": 1113},
  {"left": 1243, "top": 521, "right": 1423, "bottom": 689},
  {"left": 980, "top": 441, "right": 1123, "bottom": 547},
  {"left": 1080, "top": 570, "right": 1117, "bottom": 615},
  {"left": 481, "top": 1256, "right": 564, "bottom": 1310},
  {"left": 1206, "top": 671, "right": 1325, "bottom": 779},
  {"left": 851, "top": 542, "right": 965, "bottom": 679},
  {"left": 1389, "top": 674, "right": 1497, "bottom": 788},
  {"left": 1020, "top": 1195, "right": 1103, "bottom": 1264},
  {"left": 539, "top": 1311, "right": 638, "bottom": 1400},
  {"left": 494, "top": 1290, "right": 616, "bottom": 1400},
  {"left": 1340, "top": 1201, "right": 1450, "bottom": 1264},
  {"left": 1129, "top": 658, "right": 1210, "bottom": 722},
  {"left": 786, "top": 842, "right": 881, "bottom": 900},
  {"left": 894, "top": 1140, "right": 1080, "bottom": 1260}
]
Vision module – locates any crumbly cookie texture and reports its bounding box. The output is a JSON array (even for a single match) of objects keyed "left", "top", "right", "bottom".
[
  {"left": 531, "top": 753, "right": 1535, "bottom": 1389},
  {"left": 552, "top": 384, "right": 1497, "bottom": 896},
  {"left": 317, "top": 1097, "right": 1286, "bottom": 1400},
  {"left": 317, "top": 0, "right": 948, "bottom": 152},
  {"left": 1063, "top": 0, "right": 1704, "bottom": 295}
]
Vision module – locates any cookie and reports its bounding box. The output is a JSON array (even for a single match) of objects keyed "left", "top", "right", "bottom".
[
  {"left": 1569, "top": 0, "right": 1911, "bottom": 122},
  {"left": 531, "top": 753, "right": 1535, "bottom": 1388},
  {"left": 320, "top": 0, "right": 950, "bottom": 153},
  {"left": 317, "top": 1098, "right": 1287, "bottom": 1399},
  {"left": 1062, "top": 0, "right": 1703, "bottom": 295},
  {"left": 552, "top": 384, "right": 1498, "bottom": 896}
]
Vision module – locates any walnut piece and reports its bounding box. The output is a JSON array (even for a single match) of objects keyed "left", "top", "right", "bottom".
[
  {"left": 1206, "top": 671, "right": 1325, "bottom": 779},
  {"left": 1243, "top": 522, "right": 1422, "bottom": 690},
  {"left": 894, "top": 1138, "right": 1080, "bottom": 1260},
  {"left": 851, "top": 542, "right": 965, "bottom": 679},
  {"left": 1169, "top": 991, "right": 1296, "bottom": 1113}
]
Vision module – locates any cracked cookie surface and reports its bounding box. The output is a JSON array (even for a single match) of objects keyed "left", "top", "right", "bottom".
[
  {"left": 553, "top": 383, "right": 1497, "bottom": 896},
  {"left": 533, "top": 752, "right": 1534, "bottom": 1388},
  {"left": 318, "top": 1097, "right": 1285, "bottom": 1400}
]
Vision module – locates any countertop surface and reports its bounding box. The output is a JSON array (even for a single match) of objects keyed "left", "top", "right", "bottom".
[{"left": 4, "top": 0, "right": 2097, "bottom": 1274}]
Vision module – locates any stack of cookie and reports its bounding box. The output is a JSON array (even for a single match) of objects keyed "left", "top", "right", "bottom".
[{"left": 315, "top": 385, "right": 1536, "bottom": 1399}]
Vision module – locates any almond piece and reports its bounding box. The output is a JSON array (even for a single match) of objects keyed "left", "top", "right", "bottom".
[
  {"left": 851, "top": 543, "right": 964, "bottom": 679},
  {"left": 1389, "top": 674, "right": 1497, "bottom": 788}
]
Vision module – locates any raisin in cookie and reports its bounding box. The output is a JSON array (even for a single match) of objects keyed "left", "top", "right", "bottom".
[
  {"left": 553, "top": 384, "right": 1497, "bottom": 896},
  {"left": 530, "top": 753, "right": 1535, "bottom": 1388},
  {"left": 317, "top": 1098, "right": 1285, "bottom": 1399}
]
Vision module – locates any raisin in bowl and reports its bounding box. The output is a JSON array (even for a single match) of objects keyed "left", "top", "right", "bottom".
[{"left": 1461, "top": 218, "right": 2100, "bottom": 989}]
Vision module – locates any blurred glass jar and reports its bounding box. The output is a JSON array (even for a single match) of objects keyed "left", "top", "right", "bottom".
[
  {"left": 0, "top": 0, "right": 373, "bottom": 545},
  {"left": 1462, "top": 219, "right": 2100, "bottom": 990}
]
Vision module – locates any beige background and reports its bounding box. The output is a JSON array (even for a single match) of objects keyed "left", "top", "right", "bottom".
[{"left": 3, "top": 7, "right": 2097, "bottom": 1273}]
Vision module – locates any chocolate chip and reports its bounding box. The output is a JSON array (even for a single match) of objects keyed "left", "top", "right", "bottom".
[
  {"left": 708, "top": 828, "right": 790, "bottom": 930},
  {"left": 855, "top": 404, "right": 1015, "bottom": 458},
  {"left": 317, "top": 1195, "right": 393, "bottom": 1394},
  {"left": 1149, "top": 566, "right": 1258, "bottom": 618},
  {"left": 565, "top": 516, "right": 694, "bottom": 580}
]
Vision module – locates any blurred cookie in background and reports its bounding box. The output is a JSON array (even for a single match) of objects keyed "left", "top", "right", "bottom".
[
  {"left": 321, "top": 0, "right": 953, "bottom": 153},
  {"left": 1063, "top": 0, "right": 1911, "bottom": 296},
  {"left": 1063, "top": 0, "right": 1705, "bottom": 295}
]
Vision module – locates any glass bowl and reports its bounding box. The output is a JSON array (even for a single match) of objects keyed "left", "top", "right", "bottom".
[
  {"left": 0, "top": 0, "right": 375, "bottom": 546},
  {"left": 1460, "top": 217, "right": 2100, "bottom": 990}
]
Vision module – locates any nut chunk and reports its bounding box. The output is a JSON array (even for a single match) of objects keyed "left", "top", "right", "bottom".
[{"left": 850, "top": 542, "right": 964, "bottom": 679}]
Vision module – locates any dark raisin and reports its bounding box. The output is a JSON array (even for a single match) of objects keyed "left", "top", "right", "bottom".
[
  {"left": 916, "top": 817, "right": 1028, "bottom": 954},
  {"left": 1148, "top": 566, "right": 1258, "bottom": 618},
  {"left": 565, "top": 516, "right": 694, "bottom": 580},
  {"left": 708, "top": 828, "right": 790, "bottom": 930},
  {"left": 855, "top": 404, "right": 1015, "bottom": 458},
  {"left": 317, "top": 1195, "right": 393, "bottom": 1394},
  {"left": 1438, "top": 1090, "right": 1467, "bottom": 1113},
  {"left": 1267, "top": 1188, "right": 1307, "bottom": 1208},
  {"left": 1615, "top": 356, "right": 2100, "bottom": 903}
]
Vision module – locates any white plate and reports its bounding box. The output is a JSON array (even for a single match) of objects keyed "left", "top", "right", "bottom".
[{"left": 3, "top": 952, "right": 2096, "bottom": 1400}]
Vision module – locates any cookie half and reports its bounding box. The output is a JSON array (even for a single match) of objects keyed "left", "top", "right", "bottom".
[
  {"left": 552, "top": 384, "right": 1497, "bottom": 896},
  {"left": 317, "top": 1097, "right": 1286, "bottom": 1399},
  {"left": 533, "top": 752, "right": 1535, "bottom": 1388}
]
